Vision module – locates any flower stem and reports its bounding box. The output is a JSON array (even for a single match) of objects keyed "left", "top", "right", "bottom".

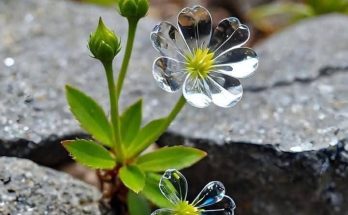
[
  {"left": 103, "top": 62, "right": 124, "bottom": 161},
  {"left": 115, "top": 19, "right": 138, "bottom": 101},
  {"left": 163, "top": 95, "right": 186, "bottom": 129},
  {"left": 130, "top": 95, "right": 186, "bottom": 158},
  {"left": 146, "top": 95, "right": 186, "bottom": 150}
]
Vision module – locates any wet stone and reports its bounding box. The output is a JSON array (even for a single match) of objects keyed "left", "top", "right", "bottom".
[
  {"left": 1, "top": 0, "right": 347, "bottom": 165},
  {"left": 0, "top": 157, "right": 103, "bottom": 214}
]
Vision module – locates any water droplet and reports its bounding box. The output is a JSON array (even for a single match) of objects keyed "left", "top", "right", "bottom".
[
  {"left": 290, "top": 146, "right": 302, "bottom": 152},
  {"left": 4, "top": 58, "right": 15, "bottom": 67}
]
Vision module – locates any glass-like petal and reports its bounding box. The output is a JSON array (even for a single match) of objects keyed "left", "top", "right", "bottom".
[
  {"left": 209, "top": 17, "right": 250, "bottom": 57},
  {"left": 153, "top": 57, "right": 186, "bottom": 93},
  {"left": 159, "top": 169, "right": 188, "bottom": 205},
  {"left": 200, "top": 196, "right": 236, "bottom": 215},
  {"left": 151, "top": 209, "right": 175, "bottom": 215},
  {"left": 214, "top": 48, "right": 258, "bottom": 78},
  {"left": 151, "top": 22, "right": 190, "bottom": 60},
  {"left": 178, "top": 5, "right": 212, "bottom": 50},
  {"left": 205, "top": 73, "right": 243, "bottom": 108},
  {"left": 183, "top": 75, "right": 212, "bottom": 108},
  {"left": 192, "top": 181, "right": 225, "bottom": 208}
]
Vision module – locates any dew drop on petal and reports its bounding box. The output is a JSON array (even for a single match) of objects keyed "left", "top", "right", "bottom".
[
  {"left": 206, "top": 73, "right": 243, "bottom": 108},
  {"left": 4, "top": 58, "right": 15, "bottom": 67},
  {"left": 151, "top": 22, "right": 189, "bottom": 60},
  {"left": 183, "top": 75, "right": 212, "bottom": 108},
  {"left": 200, "top": 196, "right": 236, "bottom": 215},
  {"left": 178, "top": 5, "right": 212, "bottom": 50},
  {"left": 159, "top": 169, "right": 188, "bottom": 205},
  {"left": 151, "top": 209, "right": 175, "bottom": 215},
  {"left": 153, "top": 57, "right": 186, "bottom": 93},
  {"left": 193, "top": 181, "right": 225, "bottom": 208},
  {"left": 209, "top": 17, "right": 250, "bottom": 56},
  {"left": 214, "top": 48, "right": 258, "bottom": 79}
]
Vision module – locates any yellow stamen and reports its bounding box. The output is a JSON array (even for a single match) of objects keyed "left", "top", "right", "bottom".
[
  {"left": 174, "top": 201, "right": 200, "bottom": 215},
  {"left": 185, "top": 48, "right": 214, "bottom": 79}
]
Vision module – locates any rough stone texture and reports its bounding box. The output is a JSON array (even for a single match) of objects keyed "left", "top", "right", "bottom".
[
  {"left": 247, "top": 15, "right": 348, "bottom": 90},
  {"left": 0, "top": 157, "right": 103, "bottom": 214},
  {"left": 0, "top": 0, "right": 161, "bottom": 165}
]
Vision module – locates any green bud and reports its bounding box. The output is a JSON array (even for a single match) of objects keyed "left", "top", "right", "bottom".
[
  {"left": 88, "top": 17, "right": 121, "bottom": 63},
  {"left": 116, "top": 0, "right": 149, "bottom": 21}
]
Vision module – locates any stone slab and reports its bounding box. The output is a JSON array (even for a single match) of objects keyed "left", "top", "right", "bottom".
[{"left": 0, "top": 157, "right": 103, "bottom": 214}]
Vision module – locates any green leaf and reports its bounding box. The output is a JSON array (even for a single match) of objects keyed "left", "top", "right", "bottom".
[
  {"left": 119, "top": 165, "right": 145, "bottom": 193},
  {"left": 127, "top": 191, "right": 151, "bottom": 215},
  {"left": 127, "top": 118, "right": 167, "bottom": 157},
  {"left": 120, "top": 99, "right": 142, "bottom": 147},
  {"left": 62, "top": 139, "right": 116, "bottom": 169},
  {"left": 136, "top": 146, "right": 206, "bottom": 172},
  {"left": 142, "top": 173, "right": 173, "bottom": 208},
  {"left": 66, "top": 85, "right": 113, "bottom": 147}
]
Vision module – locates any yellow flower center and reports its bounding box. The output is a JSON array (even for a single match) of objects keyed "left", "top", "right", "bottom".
[
  {"left": 174, "top": 201, "right": 199, "bottom": 215},
  {"left": 185, "top": 48, "right": 214, "bottom": 79}
]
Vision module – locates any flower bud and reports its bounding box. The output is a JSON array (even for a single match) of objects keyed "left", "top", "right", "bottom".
[
  {"left": 116, "top": 0, "right": 149, "bottom": 21},
  {"left": 88, "top": 18, "right": 121, "bottom": 63}
]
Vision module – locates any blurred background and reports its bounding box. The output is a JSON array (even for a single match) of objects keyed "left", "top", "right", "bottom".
[{"left": 72, "top": 0, "right": 348, "bottom": 44}]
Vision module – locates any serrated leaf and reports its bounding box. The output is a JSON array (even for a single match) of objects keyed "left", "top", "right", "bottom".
[
  {"left": 142, "top": 173, "right": 173, "bottom": 208},
  {"left": 136, "top": 146, "right": 206, "bottom": 172},
  {"left": 119, "top": 165, "right": 145, "bottom": 193},
  {"left": 66, "top": 85, "right": 113, "bottom": 147},
  {"left": 127, "top": 191, "right": 151, "bottom": 215},
  {"left": 127, "top": 118, "right": 167, "bottom": 157},
  {"left": 62, "top": 139, "right": 116, "bottom": 169},
  {"left": 120, "top": 99, "right": 142, "bottom": 147}
]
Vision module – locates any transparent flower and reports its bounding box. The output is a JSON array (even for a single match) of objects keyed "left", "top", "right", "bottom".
[
  {"left": 151, "top": 169, "right": 236, "bottom": 215},
  {"left": 151, "top": 5, "right": 258, "bottom": 108}
]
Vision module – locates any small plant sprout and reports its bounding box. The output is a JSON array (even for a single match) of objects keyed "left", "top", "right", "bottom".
[
  {"left": 152, "top": 169, "right": 236, "bottom": 215},
  {"left": 151, "top": 5, "right": 258, "bottom": 108},
  {"left": 61, "top": 2, "right": 256, "bottom": 213}
]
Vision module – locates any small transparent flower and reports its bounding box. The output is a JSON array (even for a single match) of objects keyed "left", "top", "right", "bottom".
[
  {"left": 152, "top": 169, "right": 236, "bottom": 215},
  {"left": 151, "top": 5, "right": 259, "bottom": 108}
]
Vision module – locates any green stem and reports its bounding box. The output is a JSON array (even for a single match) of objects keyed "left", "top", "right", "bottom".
[
  {"left": 103, "top": 62, "right": 124, "bottom": 161},
  {"left": 162, "top": 95, "right": 186, "bottom": 130},
  {"left": 115, "top": 19, "right": 138, "bottom": 101},
  {"left": 131, "top": 95, "right": 186, "bottom": 157}
]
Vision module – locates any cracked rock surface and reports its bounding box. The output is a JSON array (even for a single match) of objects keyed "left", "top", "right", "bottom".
[
  {"left": 0, "top": 0, "right": 347, "bottom": 165},
  {"left": 0, "top": 157, "right": 103, "bottom": 214}
]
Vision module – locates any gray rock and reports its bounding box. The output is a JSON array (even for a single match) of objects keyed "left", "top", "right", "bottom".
[
  {"left": 1, "top": 0, "right": 347, "bottom": 165},
  {"left": 0, "top": 157, "right": 103, "bottom": 214},
  {"left": 247, "top": 14, "right": 348, "bottom": 90},
  {"left": 0, "top": 0, "right": 160, "bottom": 165}
]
